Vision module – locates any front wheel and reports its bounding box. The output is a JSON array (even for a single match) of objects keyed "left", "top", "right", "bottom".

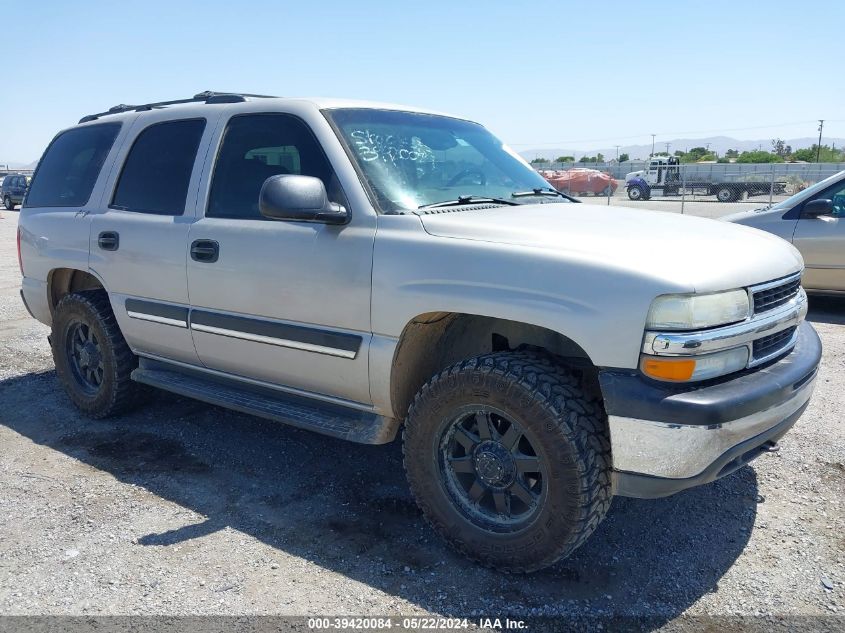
[
  {"left": 627, "top": 185, "right": 644, "bottom": 200},
  {"left": 402, "top": 351, "right": 612, "bottom": 572},
  {"left": 3, "top": 196, "right": 12, "bottom": 210}
]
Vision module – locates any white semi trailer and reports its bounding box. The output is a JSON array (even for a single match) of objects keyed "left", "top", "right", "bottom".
[{"left": 625, "top": 156, "right": 786, "bottom": 202}]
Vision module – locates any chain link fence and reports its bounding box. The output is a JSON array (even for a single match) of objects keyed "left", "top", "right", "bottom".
[{"left": 535, "top": 162, "right": 845, "bottom": 214}]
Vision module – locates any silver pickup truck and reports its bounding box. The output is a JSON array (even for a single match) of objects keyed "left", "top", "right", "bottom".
[{"left": 18, "top": 92, "right": 821, "bottom": 572}]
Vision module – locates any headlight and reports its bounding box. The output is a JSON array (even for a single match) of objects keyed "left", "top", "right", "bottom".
[
  {"left": 641, "top": 346, "right": 749, "bottom": 382},
  {"left": 646, "top": 290, "right": 750, "bottom": 330}
]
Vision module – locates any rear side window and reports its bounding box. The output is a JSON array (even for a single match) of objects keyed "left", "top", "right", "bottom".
[
  {"left": 111, "top": 118, "right": 206, "bottom": 215},
  {"left": 25, "top": 123, "right": 120, "bottom": 208}
]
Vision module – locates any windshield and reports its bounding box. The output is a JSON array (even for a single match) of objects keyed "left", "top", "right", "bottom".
[
  {"left": 326, "top": 108, "right": 563, "bottom": 212},
  {"left": 767, "top": 169, "right": 845, "bottom": 212}
]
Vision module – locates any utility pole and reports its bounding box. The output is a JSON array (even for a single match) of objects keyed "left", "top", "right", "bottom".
[
  {"left": 665, "top": 142, "right": 671, "bottom": 155},
  {"left": 614, "top": 145, "right": 621, "bottom": 162},
  {"left": 816, "top": 120, "right": 824, "bottom": 163},
  {"left": 651, "top": 134, "right": 656, "bottom": 157}
]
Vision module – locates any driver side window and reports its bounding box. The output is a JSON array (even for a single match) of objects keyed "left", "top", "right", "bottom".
[
  {"left": 818, "top": 182, "right": 845, "bottom": 216},
  {"left": 207, "top": 113, "right": 347, "bottom": 220}
]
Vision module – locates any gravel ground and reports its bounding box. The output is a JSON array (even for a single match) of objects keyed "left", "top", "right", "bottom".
[{"left": 0, "top": 207, "right": 843, "bottom": 631}]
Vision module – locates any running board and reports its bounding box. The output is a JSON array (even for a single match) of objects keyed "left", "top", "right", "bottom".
[{"left": 130, "top": 364, "right": 398, "bottom": 445}]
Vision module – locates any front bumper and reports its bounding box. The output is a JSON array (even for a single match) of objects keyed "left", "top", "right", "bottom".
[{"left": 600, "top": 321, "right": 821, "bottom": 498}]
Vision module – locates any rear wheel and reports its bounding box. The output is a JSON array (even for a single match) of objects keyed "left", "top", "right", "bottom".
[
  {"left": 52, "top": 290, "right": 145, "bottom": 418},
  {"left": 403, "top": 351, "right": 612, "bottom": 572},
  {"left": 716, "top": 186, "right": 737, "bottom": 202}
]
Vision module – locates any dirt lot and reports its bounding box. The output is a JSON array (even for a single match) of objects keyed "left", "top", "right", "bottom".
[{"left": 0, "top": 206, "right": 843, "bottom": 630}]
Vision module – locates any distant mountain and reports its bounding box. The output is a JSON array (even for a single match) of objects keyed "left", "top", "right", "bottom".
[{"left": 520, "top": 136, "right": 845, "bottom": 162}]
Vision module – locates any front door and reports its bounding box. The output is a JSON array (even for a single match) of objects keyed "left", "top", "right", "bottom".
[
  {"left": 793, "top": 180, "right": 845, "bottom": 291},
  {"left": 186, "top": 111, "right": 375, "bottom": 405}
]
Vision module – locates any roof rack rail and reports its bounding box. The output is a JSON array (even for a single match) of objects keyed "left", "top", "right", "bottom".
[{"left": 78, "top": 91, "right": 278, "bottom": 124}]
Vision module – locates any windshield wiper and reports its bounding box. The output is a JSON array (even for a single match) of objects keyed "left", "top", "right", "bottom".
[
  {"left": 418, "top": 195, "right": 520, "bottom": 209},
  {"left": 511, "top": 188, "right": 578, "bottom": 202}
]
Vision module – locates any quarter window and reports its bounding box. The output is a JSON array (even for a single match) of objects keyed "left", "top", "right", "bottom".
[
  {"left": 112, "top": 119, "right": 206, "bottom": 215},
  {"left": 207, "top": 113, "right": 345, "bottom": 220},
  {"left": 25, "top": 123, "right": 120, "bottom": 208}
]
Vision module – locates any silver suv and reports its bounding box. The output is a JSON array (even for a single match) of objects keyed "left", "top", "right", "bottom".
[{"left": 18, "top": 92, "right": 821, "bottom": 572}]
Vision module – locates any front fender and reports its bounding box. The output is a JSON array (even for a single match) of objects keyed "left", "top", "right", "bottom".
[
  {"left": 627, "top": 177, "right": 650, "bottom": 192},
  {"left": 371, "top": 217, "right": 675, "bottom": 371}
]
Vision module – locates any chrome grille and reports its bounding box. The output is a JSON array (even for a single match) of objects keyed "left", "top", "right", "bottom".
[
  {"left": 752, "top": 326, "right": 797, "bottom": 361},
  {"left": 752, "top": 276, "right": 801, "bottom": 314}
]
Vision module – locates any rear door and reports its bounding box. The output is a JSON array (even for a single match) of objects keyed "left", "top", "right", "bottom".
[
  {"left": 792, "top": 179, "right": 845, "bottom": 291},
  {"left": 89, "top": 111, "right": 219, "bottom": 364},
  {"left": 8, "top": 175, "right": 26, "bottom": 204}
]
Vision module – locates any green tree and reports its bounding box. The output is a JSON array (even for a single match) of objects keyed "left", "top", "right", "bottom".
[
  {"left": 530, "top": 157, "right": 548, "bottom": 164},
  {"left": 618, "top": 153, "right": 630, "bottom": 162},
  {"left": 725, "top": 149, "right": 739, "bottom": 158},
  {"left": 554, "top": 156, "right": 575, "bottom": 163},
  {"left": 678, "top": 147, "right": 710, "bottom": 163},
  {"left": 736, "top": 150, "right": 784, "bottom": 163},
  {"left": 771, "top": 138, "right": 792, "bottom": 158},
  {"left": 792, "top": 144, "right": 843, "bottom": 163}
]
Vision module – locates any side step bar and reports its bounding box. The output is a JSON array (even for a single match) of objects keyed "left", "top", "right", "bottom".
[{"left": 131, "top": 363, "right": 398, "bottom": 445}]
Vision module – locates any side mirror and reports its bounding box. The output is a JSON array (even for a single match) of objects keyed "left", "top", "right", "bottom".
[
  {"left": 259, "top": 175, "right": 348, "bottom": 225},
  {"left": 802, "top": 198, "right": 833, "bottom": 218}
]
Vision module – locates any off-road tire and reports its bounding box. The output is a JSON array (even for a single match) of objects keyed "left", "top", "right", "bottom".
[
  {"left": 52, "top": 290, "right": 145, "bottom": 418},
  {"left": 402, "top": 351, "right": 612, "bottom": 572}
]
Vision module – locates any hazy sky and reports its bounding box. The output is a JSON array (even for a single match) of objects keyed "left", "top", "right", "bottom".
[{"left": 2, "top": 0, "right": 843, "bottom": 163}]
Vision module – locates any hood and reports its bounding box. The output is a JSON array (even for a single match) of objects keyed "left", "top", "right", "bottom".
[
  {"left": 417, "top": 203, "right": 803, "bottom": 293},
  {"left": 720, "top": 206, "right": 782, "bottom": 224}
]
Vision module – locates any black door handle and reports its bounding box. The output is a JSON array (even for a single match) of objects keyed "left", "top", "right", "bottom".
[
  {"left": 190, "top": 239, "right": 219, "bottom": 263},
  {"left": 98, "top": 231, "right": 119, "bottom": 251}
]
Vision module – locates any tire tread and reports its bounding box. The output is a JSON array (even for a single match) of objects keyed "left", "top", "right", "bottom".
[
  {"left": 402, "top": 350, "right": 612, "bottom": 573},
  {"left": 52, "top": 290, "right": 144, "bottom": 418}
]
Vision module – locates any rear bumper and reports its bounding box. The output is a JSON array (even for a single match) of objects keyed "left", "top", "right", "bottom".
[{"left": 600, "top": 321, "right": 821, "bottom": 498}]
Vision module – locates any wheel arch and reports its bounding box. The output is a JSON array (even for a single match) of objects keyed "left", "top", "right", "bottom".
[
  {"left": 389, "top": 311, "right": 600, "bottom": 420},
  {"left": 47, "top": 267, "right": 107, "bottom": 316}
]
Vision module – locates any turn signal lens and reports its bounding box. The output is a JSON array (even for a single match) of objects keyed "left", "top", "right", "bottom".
[
  {"left": 641, "top": 357, "right": 696, "bottom": 381},
  {"left": 641, "top": 346, "right": 749, "bottom": 382}
]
